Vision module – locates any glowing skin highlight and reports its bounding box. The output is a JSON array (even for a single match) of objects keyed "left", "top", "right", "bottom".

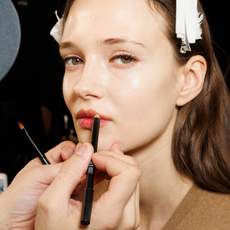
[{"left": 60, "top": 0, "right": 183, "bottom": 154}]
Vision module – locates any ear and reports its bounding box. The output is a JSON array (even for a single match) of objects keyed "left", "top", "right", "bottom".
[{"left": 176, "top": 55, "right": 207, "bottom": 106}]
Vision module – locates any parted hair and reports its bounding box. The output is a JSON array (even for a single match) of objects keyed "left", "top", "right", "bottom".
[{"left": 61, "top": 0, "right": 230, "bottom": 193}]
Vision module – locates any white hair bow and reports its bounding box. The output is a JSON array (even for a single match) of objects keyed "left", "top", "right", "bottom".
[
  {"left": 50, "top": 11, "right": 63, "bottom": 44},
  {"left": 176, "top": 0, "right": 203, "bottom": 53}
]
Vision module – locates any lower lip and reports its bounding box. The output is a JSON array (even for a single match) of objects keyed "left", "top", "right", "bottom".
[{"left": 79, "top": 118, "right": 109, "bottom": 129}]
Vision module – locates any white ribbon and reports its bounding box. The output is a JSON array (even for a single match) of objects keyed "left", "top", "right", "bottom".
[
  {"left": 50, "top": 11, "right": 63, "bottom": 44},
  {"left": 176, "top": 0, "right": 203, "bottom": 53}
]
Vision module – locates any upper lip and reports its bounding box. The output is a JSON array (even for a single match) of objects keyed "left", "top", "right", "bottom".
[{"left": 76, "top": 109, "right": 110, "bottom": 120}]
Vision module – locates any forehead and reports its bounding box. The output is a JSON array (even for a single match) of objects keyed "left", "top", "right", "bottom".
[{"left": 62, "top": 0, "right": 167, "bottom": 46}]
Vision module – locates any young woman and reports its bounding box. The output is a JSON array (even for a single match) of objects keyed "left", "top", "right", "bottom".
[
  {"left": 35, "top": 0, "right": 230, "bottom": 229},
  {"left": 1, "top": 0, "right": 230, "bottom": 229}
]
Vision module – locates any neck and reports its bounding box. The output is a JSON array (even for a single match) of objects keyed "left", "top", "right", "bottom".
[{"left": 126, "top": 109, "right": 194, "bottom": 229}]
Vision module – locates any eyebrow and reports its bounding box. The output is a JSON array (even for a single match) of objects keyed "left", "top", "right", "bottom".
[
  {"left": 59, "top": 42, "right": 74, "bottom": 50},
  {"left": 101, "top": 37, "right": 145, "bottom": 47},
  {"left": 59, "top": 37, "right": 145, "bottom": 50}
]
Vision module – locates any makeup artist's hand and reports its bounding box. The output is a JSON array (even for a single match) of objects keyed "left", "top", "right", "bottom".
[
  {"left": 0, "top": 141, "right": 76, "bottom": 230},
  {"left": 35, "top": 142, "right": 141, "bottom": 230}
]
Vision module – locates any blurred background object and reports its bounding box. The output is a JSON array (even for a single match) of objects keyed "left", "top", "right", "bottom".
[
  {"left": 0, "top": 0, "right": 21, "bottom": 80},
  {"left": 0, "top": 173, "right": 8, "bottom": 194}
]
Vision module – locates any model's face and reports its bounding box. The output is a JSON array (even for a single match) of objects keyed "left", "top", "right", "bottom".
[{"left": 60, "top": 0, "right": 182, "bottom": 152}]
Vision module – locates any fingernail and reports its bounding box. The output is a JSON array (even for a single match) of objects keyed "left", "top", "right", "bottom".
[
  {"left": 76, "top": 143, "right": 89, "bottom": 155},
  {"left": 114, "top": 143, "right": 123, "bottom": 154},
  {"left": 76, "top": 142, "right": 83, "bottom": 152},
  {"left": 116, "top": 143, "right": 122, "bottom": 152},
  {"left": 66, "top": 147, "right": 74, "bottom": 156}
]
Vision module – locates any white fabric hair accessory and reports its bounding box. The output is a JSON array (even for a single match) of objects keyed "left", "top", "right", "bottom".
[
  {"left": 50, "top": 11, "right": 63, "bottom": 44},
  {"left": 176, "top": 0, "right": 203, "bottom": 54}
]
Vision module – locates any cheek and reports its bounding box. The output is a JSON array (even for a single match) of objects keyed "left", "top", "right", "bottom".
[
  {"left": 107, "top": 68, "right": 179, "bottom": 152},
  {"left": 62, "top": 73, "right": 75, "bottom": 111}
]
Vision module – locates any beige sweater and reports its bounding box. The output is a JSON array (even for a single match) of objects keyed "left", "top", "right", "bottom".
[
  {"left": 94, "top": 181, "right": 230, "bottom": 229},
  {"left": 162, "top": 184, "right": 230, "bottom": 230}
]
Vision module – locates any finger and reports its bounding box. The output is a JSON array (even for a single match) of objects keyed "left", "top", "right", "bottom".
[
  {"left": 80, "top": 144, "right": 125, "bottom": 186},
  {"left": 91, "top": 154, "right": 140, "bottom": 229},
  {"left": 81, "top": 170, "right": 110, "bottom": 188},
  {"left": 110, "top": 143, "right": 124, "bottom": 154},
  {"left": 12, "top": 141, "right": 78, "bottom": 183},
  {"left": 10, "top": 163, "right": 64, "bottom": 192},
  {"left": 82, "top": 145, "right": 130, "bottom": 186},
  {"left": 121, "top": 182, "right": 140, "bottom": 229},
  {"left": 94, "top": 150, "right": 137, "bottom": 166},
  {"left": 45, "top": 141, "right": 77, "bottom": 163},
  {"left": 93, "top": 153, "right": 141, "bottom": 209},
  {"left": 41, "top": 143, "right": 94, "bottom": 204}
]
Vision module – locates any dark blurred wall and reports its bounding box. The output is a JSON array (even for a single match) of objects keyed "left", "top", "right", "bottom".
[{"left": 0, "top": 0, "right": 75, "bottom": 183}]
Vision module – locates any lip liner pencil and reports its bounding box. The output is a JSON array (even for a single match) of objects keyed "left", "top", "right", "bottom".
[
  {"left": 18, "top": 121, "right": 50, "bottom": 165},
  {"left": 81, "top": 114, "right": 100, "bottom": 225}
]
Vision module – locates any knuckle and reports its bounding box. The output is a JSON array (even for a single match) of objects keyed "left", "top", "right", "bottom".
[
  {"left": 60, "top": 157, "right": 83, "bottom": 179},
  {"left": 61, "top": 140, "right": 76, "bottom": 150},
  {"left": 37, "top": 195, "right": 54, "bottom": 213},
  {"left": 103, "top": 214, "right": 122, "bottom": 230},
  {"left": 61, "top": 160, "right": 77, "bottom": 176},
  {"left": 125, "top": 156, "right": 138, "bottom": 166},
  {"left": 125, "top": 165, "right": 141, "bottom": 181}
]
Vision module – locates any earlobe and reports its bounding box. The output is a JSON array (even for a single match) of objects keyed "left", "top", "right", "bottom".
[{"left": 176, "top": 55, "right": 207, "bottom": 106}]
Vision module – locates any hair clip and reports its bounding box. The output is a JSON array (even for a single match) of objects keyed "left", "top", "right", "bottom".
[
  {"left": 50, "top": 11, "right": 63, "bottom": 44},
  {"left": 176, "top": 0, "right": 203, "bottom": 54}
]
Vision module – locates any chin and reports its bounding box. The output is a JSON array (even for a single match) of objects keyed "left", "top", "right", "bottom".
[
  {"left": 76, "top": 129, "right": 91, "bottom": 143},
  {"left": 97, "top": 141, "right": 113, "bottom": 151}
]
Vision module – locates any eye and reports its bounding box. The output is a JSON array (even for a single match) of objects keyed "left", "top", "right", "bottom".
[
  {"left": 111, "top": 54, "right": 138, "bottom": 65},
  {"left": 64, "top": 57, "right": 83, "bottom": 66}
]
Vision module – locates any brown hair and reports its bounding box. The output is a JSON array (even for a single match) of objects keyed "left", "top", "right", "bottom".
[{"left": 60, "top": 0, "right": 230, "bottom": 193}]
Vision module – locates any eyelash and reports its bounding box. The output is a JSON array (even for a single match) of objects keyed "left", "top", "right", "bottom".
[
  {"left": 62, "top": 57, "right": 83, "bottom": 66},
  {"left": 62, "top": 53, "right": 139, "bottom": 67},
  {"left": 110, "top": 53, "right": 139, "bottom": 63}
]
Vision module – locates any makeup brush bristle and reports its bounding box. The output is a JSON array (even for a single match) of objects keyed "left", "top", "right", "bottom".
[{"left": 18, "top": 121, "right": 24, "bottom": 130}]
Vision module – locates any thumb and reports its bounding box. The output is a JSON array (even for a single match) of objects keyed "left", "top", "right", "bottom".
[
  {"left": 42, "top": 143, "right": 94, "bottom": 204},
  {"left": 110, "top": 143, "right": 124, "bottom": 154}
]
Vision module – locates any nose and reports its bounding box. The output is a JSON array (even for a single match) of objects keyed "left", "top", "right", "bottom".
[{"left": 73, "top": 60, "right": 106, "bottom": 100}]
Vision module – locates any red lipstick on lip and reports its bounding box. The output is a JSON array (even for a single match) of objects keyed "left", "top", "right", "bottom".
[
  {"left": 77, "top": 109, "right": 110, "bottom": 129},
  {"left": 79, "top": 118, "right": 94, "bottom": 129}
]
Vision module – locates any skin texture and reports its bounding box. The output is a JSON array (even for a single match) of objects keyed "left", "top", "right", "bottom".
[
  {"left": 61, "top": 0, "right": 183, "bottom": 154},
  {"left": 0, "top": 0, "right": 207, "bottom": 229}
]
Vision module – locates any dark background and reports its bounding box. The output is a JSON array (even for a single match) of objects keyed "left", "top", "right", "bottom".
[{"left": 0, "top": 0, "right": 229, "bottom": 183}]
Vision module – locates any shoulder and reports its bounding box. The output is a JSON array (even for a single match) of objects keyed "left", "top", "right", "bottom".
[
  {"left": 180, "top": 184, "right": 230, "bottom": 229},
  {"left": 195, "top": 185, "right": 230, "bottom": 227},
  {"left": 196, "top": 184, "right": 230, "bottom": 211},
  {"left": 163, "top": 184, "right": 230, "bottom": 230}
]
